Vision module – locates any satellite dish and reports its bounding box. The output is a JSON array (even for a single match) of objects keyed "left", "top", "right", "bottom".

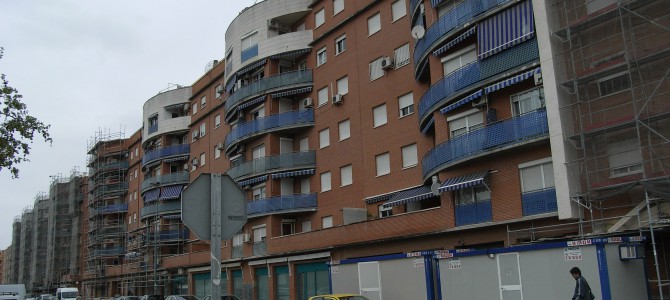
[{"left": 411, "top": 25, "right": 425, "bottom": 39}]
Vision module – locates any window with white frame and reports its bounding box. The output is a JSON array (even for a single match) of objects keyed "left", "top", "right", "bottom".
[
  {"left": 192, "top": 103, "right": 198, "bottom": 115},
  {"left": 315, "top": 8, "right": 325, "bottom": 27},
  {"left": 215, "top": 84, "right": 223, "bottom": 98},
  {"left": 340, "top": 164, "right": 352, "bottom": 186},
  {"left": 253, "top": 225, "right": 266, "bottom": 243},
  {"left": 319, "top": 128, "right": 330, "bottom": 149},
  {"left": 281, "top": 220, "right": 296, "bottom": 236},
  {"left": 598, "top": 72, "right": 631, "bottom": 97},
  {"left": 338, "top": 119, "right": 350, "bottom": 141},
  {"left": 252, "top": 184, "right": 266, "bottom": 200},
  {"left": 607, "top": 139, "right": 643, "bottom": 178},
  {"left": 252, "top": 144, "right": 265, "bottom": 160},
  {"left": 232, "top": 233, "right": 244, "bottom": 247},
  {"left": 376, "top": 152, "right": 390, "bottom": 176},
  {"left": 448, "top": 110, "right": 483, "bottom": 137},
  {"left": 334, "top": 0, "right": 344, "bottom": 14},
  {"left": 317, "top": 47, "right": 327, "bottom": 66},
  {"left": 367, "top": 12, "right": 381, "bottom": 36},
  {"left": 394, "top": 43, "right": 410, "bottom": 68},
  {"left": 200, "top": 153, "right": 206, "bottom": 166},
  {"left": 455, "top": 186, "right": 490, "bottom": 205},
  {"left": 317, "top": 87, "right": 329, "bottom": 106},
  {"left": 442, "top": 45, "right": 477, "bottom": 76},
  {"left": 214, "top": 145, "right": 221, "bottom": 159},
  {"left": 251, "top": 105, "right": 265, "bottom": 120},
  {"left": 512, "top": 87, "right": 545, "bottom": 116},
  {"left": 135, "top": 147, "right": 138, "bottom": 157},
  {"left": 337, "top": 76, "right": 349, "bottom": 95},
  {"left": 133, "top": 212, "right": 137, "bottom": 223},
  {"left": 369, "top": 57, "right": 384, "bottom": 81},
  {"left": 379, "top": 204, "right": 392, "bottom": 218},
  {"left": 373, "top": 104, "right": 388, "bottom": 127},
  {"left": 300, "top": 137, "right": 309, "bottom": 152},
  {"left": 320, "top": 172, "right": 332, "bottom": 192},
  {"left": 134, "top": 169, "right": 138, "bottom": 179},
  {"left": 302, "top": 220, "right": 312, "bottom": 232},
  {"left": 519, "top": 158, "right": 555, "bottom": 193},
  {"left": 128, "top": 215, "right": 132, "bottom": 225},
  {"left": 391, "top": 0, "right": 407, "bottom": 22},
  {"left": 401, "top": 143, "right": 418, "bottom": 168},
  {"left": 192, "top": 129, "right": 199, "bottom": 142},
  {"left": 214, "top": 114, "right": 221, "bottom": 128},
  {"left": 398, "top": 92, "right": 414, "bottom": 117},
  {"left": 199, "top": 123, "right": 206, "bottom": 138},
  {"left": 201, "top": 96, "right": 206, "bottom": 108},
  {"left": 335, "top": 35, "right": 346, "bottom": 55},
  {"left": 301, "top": 178, "right": 311, "bottom": 194},
  {"left": 322, "top": 216, "right": 333, "bottom": 228},
  {"left": 241, "top": 31, "right": 258, "bottom": 50}
]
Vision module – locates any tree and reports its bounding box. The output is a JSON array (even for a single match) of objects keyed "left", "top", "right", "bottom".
[{"left": 1, "top": 47, "right": 52, "bottom": 178}]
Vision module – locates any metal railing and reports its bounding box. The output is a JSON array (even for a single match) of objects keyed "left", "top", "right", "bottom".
[
  {"left": 227, "top": 151, "right": 316, "bottom": 180},
  {"left": 141, "top": 172, "right": 190, "bottom": 192},
  {"left": 96, "top": 203, "right": 128, "bottom": 214},
  {"left": 521, "top": 188, "right": 557, "bottom": 216},
  {"left": 142, "top": 144, "right": 190, "bottom": 167},
  {"left": 241, "top": 44, "right": 259, "bottom": 63},
  {"left": 247, "top": 193, "right": 318, "bottom": 216},
  {"left": 253, "top": 241, "right": 267, "bottom": 256},
  {"left": 140, "top": 201, "right": 182, "bottom": 218},
  {"left": 224, "top": 109, "right": 315, "bottom": 151},
  {"left": 455, "top": 199, "right": 492, "bottom": 226}
]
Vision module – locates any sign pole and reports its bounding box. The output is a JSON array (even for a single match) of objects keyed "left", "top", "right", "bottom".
[{"left": 211, "top": 174, "right": 222, "bottom": 300}]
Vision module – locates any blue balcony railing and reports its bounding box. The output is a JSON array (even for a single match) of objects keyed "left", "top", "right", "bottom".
[
  {"left": 522, "top": 188, "right": 557, "bottom": 216},
  {"left": 418, "top": 38, "right": 539, "bottom": 124},
  {"left": 247, "top": 193, "right": 317, "bottom": 216},
  {"left": 227, "top": 151, "right": 316, "bottom": 181},
  {"left": 92, "top": 161, "right": 129, "bottom": 174},
  {"left": 241, "top": 44, "right": 258, "bottom": 63},
  {"left": 149, "top": 229, "right": 190, "bottom": 241},
  {"left": 224, "top": 109, "right": 315, "bottom": 151},
  {"left": 141, "top": 172, "right": 190, "bottom": 192},
  {"left": 140, "top": 201, "right": 182, "bottom": 218},
  {"left": 148, "top": 123, "right": 159, "bottom": 134},
  {"left": 97, "top": 203, "right": 128, "bottom": 214},
  {"left": 142, "top": 144, "right": 190, "bottom": 167},
  {"left": 455, "top": 200, "right": 492, "bottom": 226},
  {"left": 90, "top": 182, "right": 128, "bottom": 196},
  {"left": 225, "top": 69, "right": 312, "bottom": 120},
  {"left": 410, "top": 0, "right": 422, "bottom": 21},
  {"left": 422, "top": 109, "right": 548, "bottom": 179}
]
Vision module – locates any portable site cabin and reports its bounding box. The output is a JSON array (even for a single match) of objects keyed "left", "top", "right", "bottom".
[
  {"left": 329, "top": 236, "right": 647, "bottom": 300},
  {"left": 0, "top": 284, "right": 26, "bottom": 300}
]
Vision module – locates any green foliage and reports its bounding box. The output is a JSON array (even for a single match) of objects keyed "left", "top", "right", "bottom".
[{"left": 1, "top": 47, "right": 52, "bottom": 178}]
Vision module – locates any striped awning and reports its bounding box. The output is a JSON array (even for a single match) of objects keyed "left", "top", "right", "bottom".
[
  {"left": 238, "top": 95, "right": 267, "bottom": 110},
  {"left": 160, "top": 185, "right": 184, "bottom": 200},
  {"left": 143, "top": 189, "right": 160, "bottom": 203},
  {"left": 237, "top": 175, "right": 268, "bottom": 187},
  {"left": 364, "top": 192, "right": 396, "bottom": 204},
  {"left": 237, "top": 59, "right": 267, "bottom": 76},
  {"left": 433, "top": 26, "right": 477, "bottom": 56},
  {"left": 440, "top": 90, "right": 483, "bottom": 114},
  {"left": 478, "top": 0, "right": 535, "bottom": 59},
  {"left": 421, "top": 117, "right": 435, "bottom": 135},
  {"left": 382, "top": 185, "right": 436, "bottom": 208},
  {"left": 162, "top": 214, "right": 182, "bottom": 220},
  {"left": 271, "top": 86, "right": 313, "bottom": 98},
  {"left": 271, "top": 48, "right": 311, "bottom": 59},
  {"left": 163, "top": 155, "right": 189, "bottom": 163},
  {"left": 271, "top": 169, "right": 315, "bottom": 179},
  {"left": 439, "top": 170, "right": 490, "bottom": 193},
  {"left": 484, "top": 67, "right": 541, "bottom": 94}
]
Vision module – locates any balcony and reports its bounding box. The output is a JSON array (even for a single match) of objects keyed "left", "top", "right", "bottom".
[
  {"left": 253, "top": 241, "right": 266, "bottom": 256},
  {"left": 227, "top": 151, "right": 316, "bottom": 181},
  {"left": 140, "top": 201, "right": 182, "bottom": 218},
  {"left": 455, "top": 200, "right": 492, "bottom": 226},
  {"left": 90, "top": 161, "right": 129, "bottom": 175},
  {"left": 241, "top": 44, "right": 258, "bottom": 63},
  {"left": 96, "top": 203, "right": 128, "bottom": 215},
  {"left": 422, "top": 109, "right": 549, "bottom": 179},
  {"left": 224, "top": 109, "right": 315, "bottom": 153},
  {"left": 521, "top": 188, "right": 557, "bottom": 216},
  {"left": 90, "top": 182, "right": 128, "bottom": 197},
  {"left": 91, "top": 247, "right": 124, "bottom": 257},
  {"left": 141, "top": 172, "right": 190, "bottom": 192},
  {"left": 232, "top": 246, "right": 243, "bottom": 259},
  {"left": 418, "top": 38, "right": 539, "bottom": 125},
  {"left": 247, "top": 193, "right": 317, "bottom": 216},
  {"left": 225, "top": 69, "right": 312, "bottom": 121},
  {"left": 148, "top": 229, "right": 190, "bottom": 241},
  {"left": 142, "top": 144, "right": 190, "bottom": 167},
  {"left": 148, "top": 123, "right": 159, "bottom": 135}
]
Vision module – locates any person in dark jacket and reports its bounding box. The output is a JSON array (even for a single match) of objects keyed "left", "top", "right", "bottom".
[{"left": 570, "top": 267, "right": 594, "bottom": 300}]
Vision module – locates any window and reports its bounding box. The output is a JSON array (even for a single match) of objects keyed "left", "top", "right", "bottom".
[
  {"left": 241, "top": 31, "right": 258, "bottom": 50},
  {"left": 587, "top": 0, "right": 616, "bottom": 14},
  {"left": 394, "top": 43, "right": 410, "bottom": 68},
  {"left": 214, "top": 145, "right": 221, "bottom": 159},
  {"left": 448, "top": 110, "right": 483, "bottom": 137},
  {"left": 391, "top": 0, "right": 407, "bottom": 21},
  {"left": 335, "top": 35, "right": 346, "bottom": 55},
  {"left": 253, "top": 225, "right": 266, "bottom": 243},
  {"left": 200, "top": 152, "right": 206, "bottom": 166},
  {"left": 192, "top": 103, "right": 198, "bottom": 115},
  {"left": 233, "top": 233, "right": 244, "bottom": 247},
  {"left": 319, "top": 128, "right": 330, "bottom": 149},
  {"left": 251, "top": 105, "right": 265, "bottom": 120},
  {"left": 315, "top": 8, "right": 325, "bottom": 27},
  {"left": 376, "top": 153, "right": 390, "bottom": 176},
  {"left": 214, "top": 114, "right": 221, "bottom": 128},
  {"left": 455, "top": 186, "right": 490, "bottom": 205},
  {"left": 519, "top": 158, "right": 555, "bottom": 193},
  {"left": 333, "top": 0, "right": 344, "bottom": 14},
  {"left": 322, "top": 216, "right": 333, "bottom": 228},
  {"left": 340, "top": 164, "right": 352, "bottom": 186},
  {"left": 199, "top": 123, "right": 206, "bottom": 138},
  {"left": 367, "top": 12, "right": 381, "bottom": 36},
  {"left": 398, "top": 92, "right": 414, "bottom": 117},
  {"left": 607, "top": 139, "right": 643, "bottom": 177},
  {"left": 336, "top": 76, "right": 348, "bottom": 95},
  {"left": 320, "top": 172, "right": 332, "bottom": 192},
  {"left": 301, "top": 178, "right": 311, "bottom": 194},
  {"left": 338, "top": 119, "right": 350, "bottom": 141},
  {"left": 128, "top": 215, "right": 132, "bottom": 225},
  {"left": 317, "top": 47, "right": 327, "bottom": 66},
  {"left": 442, "top": 46, "right": 477, "bottom": 76},
  {"left": 302, "top": 220, "right": 312, "bottom": 232},
  {"left": 300, "top": 137, "right": 309, "bottom": 152},
  {"left": 135, "top": 147, "right": 138, "bottom": 157},
  {"left": 317, "top": 87, "right": 329, "bottom": 106},
  {"left": 512, "top": 87, "right": 545, "bottom": 116},
  {"left": 252, "top": 184, "right": 266, "bottom": 200},
  {"left": 134, "top": 169, "right": 138, "bottom": 179},
  {"left": 281, "top": 220, "right": 296, "bottom": 236},
  {"left": 201, "top": 96, "right": 206, "bottom": 109},
  {"left": 133, "top": 213, "right": 137, "bottom": 223},
  {"left": 598, "top": 72, "right": 631, "bottom": 97},
  {"left": 401, "top": 143, "right": 418, "bottom": 168},
  {"left": 369, "top": 57, "right": 384, "bottom": 81},
  {"left": 373, "top": 104, "right": 388, "bottom": 127},
  {"left": 215, "top": 84, "right": 223, "bottom": 98},
  {"left": 379, "top": 204, "right": 392, "bottom": 218}
]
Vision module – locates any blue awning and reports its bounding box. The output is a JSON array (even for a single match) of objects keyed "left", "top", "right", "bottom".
[
  {"left": 270, "top": 48, "right": 311, "bottom": 59},
  {"left": 440, "top": 89, "right": 483, "bottom": 114},
  {"left": 237, "top": 175, "right": 268, "bottom": 187},
  {"left": 382, "top": 185, "right": 436, "bottom": 208},
  {"left": 433, "top": 26, "right": 477, "bottom": 56},
  {"left": 439, "top": 169, "right": 490, "bottom": 193},
  {"left": 271, "top": 169, "right": 315, "bottom": 179},
  {"left": 143, "top": 188, "right": 160, "bottom": 203},
  {"left": 484, "top": 67, "right": 541, "bottom": 94},
  {"left": 271, "top": 86, "right": 313, "bottom": 98},
  {"left": 237, "top": 59, "right": 267, "bottom": 76},
  {"left": 364, "top": 192, "right": 396, "bottom": 204},
  {"left": 160, "top": 185, "right": 184, "bottom": 200},
  {"left": 238, "top": 95, "right": 267, "bottom": 110},
  {"left": 421, "top": 117, "right": 435, "bottom": 135},
  {"left": 478, "top": 0, "right": 535, "bottom": 59}
]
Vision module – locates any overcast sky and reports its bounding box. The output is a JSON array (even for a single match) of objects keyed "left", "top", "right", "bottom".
[{"left": 0, "top": 0, "right": 261, "bottom": 249}]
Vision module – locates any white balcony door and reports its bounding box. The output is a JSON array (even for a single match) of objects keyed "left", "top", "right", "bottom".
[{"left": 281, "top": 178, "right": 294, "bottom": 195}]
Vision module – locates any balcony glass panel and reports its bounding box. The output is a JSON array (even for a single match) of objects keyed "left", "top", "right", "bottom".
[
  {"left": 521, "top": 188, "right": 557, "bottom": 216},
  {"left": 247, "top": 193, "right": 317, "bottom": 216},
  {"left": 232, "top": 246, "right": 243, "bottom": 259},
  {"left": 90, "top": 182, "right": 129, "bottom": 197},
  {"left": 455, "top": 199, "right": 492, "bottom": 226},
  {"left": 241, "top": 44, "right": 259, "bottom": 63},
  {"left": 140, "top": 201, "right": 182, "bottom": 218},
  {"left": 419, "top": 62, "right": 481, "bottom": 121},
  {"left": 227, "top": 151, "right": 316, "bottom": 181},
  {"left": 142, "top": 144, "right": 190, "bottom": 166},
  {"left": 224, "top": 109, "right": 315, "bottom": 151},
  {"left": 422, "top": 109, "right": 548, "bottom": 178},
  {"left": 149, "top": 230, "right": 190, "bottom": 241},
  {"left": 148, "top": 123, "right": 159, "bottom": 134},
  {"left": 97, "top": 203, "right": 128, "bottom": 214},
  {"left": 141, "top": 172, "right": 190, "bottom": 192},
  {"left": 253, "top": 241, "right": 267, "bottom": 256}
]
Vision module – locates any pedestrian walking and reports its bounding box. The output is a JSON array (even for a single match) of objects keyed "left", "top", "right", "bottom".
[{"left": 570, "top": 267, "right": 595, "bottom": 300}]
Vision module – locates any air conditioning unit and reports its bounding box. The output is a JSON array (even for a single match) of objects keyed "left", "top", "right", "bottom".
[
  {"left": 471, "top": 97, "right": 487, "bottom": 107},
  {"left": 242, "top": 233, "right": 251, "bottom": 243},
  {"left": 381, "top": 56, "right": 395, "bottom": 69},
  {"left": 216, "top": 142, "right": 225, "bottom": 150},
  {"left": 534, "top": 72, "right": 543, "bottom": 85},
  {"left": 332, "top": 94, "right": 343, "bottom": 104},
  {"left": 191, "top": 158, "right": 199, "bottom": 167},
  {"left": 303, "top": 97, "right": 313, "bottom": 108}
]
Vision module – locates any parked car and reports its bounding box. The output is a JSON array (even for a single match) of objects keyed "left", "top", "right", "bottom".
[
  {"left": 165, "top": 296, "right": 199, "bottom": 300},
  {"left": 139, "top": 295, "right": 163, "bottom": 300},
  {"left": 118, "top": 297, "right": 141, "bottom": 300},
  {"left": 308, "top": 295, "right": 370, "bottom": 300},
  {"left": 202, "top": 295, "right": 240, "bottom": 300}
]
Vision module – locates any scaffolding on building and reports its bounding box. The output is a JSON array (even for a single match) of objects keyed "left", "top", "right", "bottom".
[
  {"left": 507, "top": 0, "right": 670, "bottom": 298},
  {"left": 10, "top": 217, "right": 21, "bottom": 284},
  {"left": 31, "top": 193, "right": 50, "bottom": 294}
]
